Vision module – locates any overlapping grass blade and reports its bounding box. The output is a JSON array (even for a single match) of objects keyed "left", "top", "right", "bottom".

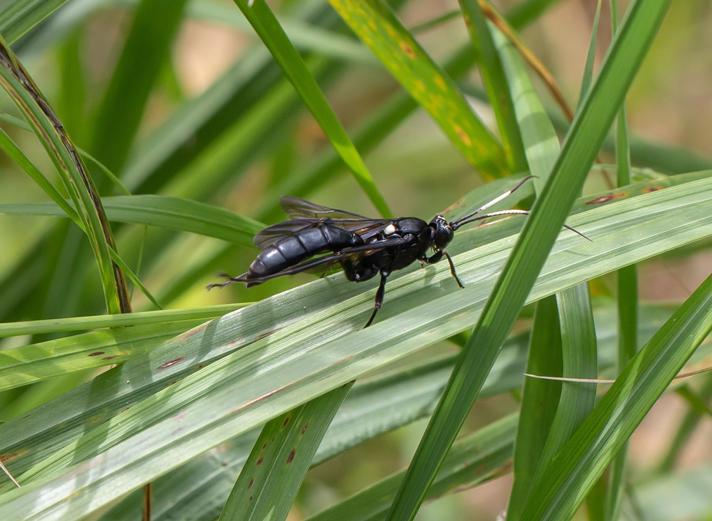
[
  {"left": 233, "top": 0, "right": 390, "bottom": 217},
  {"left": 519, "top": 275, "right": 712, "bottom": 520},
  {"left": 492, "top": 23, "right": 598, "bottom": 518},
  {"left": 327, "top": 0, "right": 508, "bottom": 179},
  {"left": 0, "top": 173, "right": 709, "bottom": 517},
  {"left": 386, "top": 2, "right": 670, "bottom": 519}
]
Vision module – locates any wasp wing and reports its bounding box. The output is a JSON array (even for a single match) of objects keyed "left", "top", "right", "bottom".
[
  {"left": 255, "top": 197, "right": 393, "bottom": 249},
  {"left": 280, "top": 196, "right": 375, "bottom": 220}
]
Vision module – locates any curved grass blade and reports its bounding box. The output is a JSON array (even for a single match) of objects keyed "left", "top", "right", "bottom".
[
  {"left": 386, "top": 2, "right": 671, "bottom": 519},
  {"left": 219, "top": 384, "right": 352, "bottom": 521},
  {"left": 233, "top": 0, "right": 390, "bottom": 217},
  {"left": 518, "top": 275, "right": 712, "bottom": 520},
  {"left": 0, "top": 174, "right": 709, "bottom": 516},
  {"left": 327, "top": 0, "right": 508, "bottom": 179},
  {"left": 0, "top": 37, "right": 130, "bottom": 314},
  {"left": 0, "top": 195, "right": 263, "bottom": 246}
]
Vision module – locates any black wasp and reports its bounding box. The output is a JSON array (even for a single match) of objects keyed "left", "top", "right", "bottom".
[{"left": 209, "top": 176, "right": 586, "bottom": 327}]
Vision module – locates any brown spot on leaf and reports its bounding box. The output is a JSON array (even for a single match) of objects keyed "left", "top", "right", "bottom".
[
  {"left": 282, "top": 416, "right": 291, "bottom": 427},
  {"left": 286, "top": 449, "right": 296, "bottom": 464},
  {"left": 88, "top": 351, "right": 105, "bottom": 357},
  {"left": 400, "top": 41, "right": 416, "bottom": 58},
  {"left": 248, "top": 478, "right": 254, "bottom": 489},
  {"left": 643, "top": 185, "right": 665, "bottom": 193},
  {"left": 453, "top": 125, "right": 472, "bottom": 147},
  {"left": 585, "top": 192, "right": 626, "bottom": 205},
  {"left": 158, "top": 357, "right": 185, "bottom": 370},
  {"left": 300, "top": 423, "right": 308, "bottom": 435},
  {"left": 102, "top": 355, "right": 118, "bottom": 361},
  {"left": 256, "top": 457, "right": 264, "bottom": 465}
]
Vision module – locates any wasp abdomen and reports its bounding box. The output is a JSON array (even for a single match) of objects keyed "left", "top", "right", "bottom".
[{"left": 247, "top": 223, "right": 360, "bottom": 279}]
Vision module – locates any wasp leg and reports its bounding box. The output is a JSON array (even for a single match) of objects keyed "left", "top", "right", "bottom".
[
  {"left": 425, "top": 250, "right": 464, "bottom": 288},
  {"left": 364, "top": 271, "right": 389, "bottom": 328},
  {"left": 444, "top": 252, "right": 464, "bottom": 288}
]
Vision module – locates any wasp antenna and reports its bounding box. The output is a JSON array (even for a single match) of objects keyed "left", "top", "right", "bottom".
[{"left": 451, "top": 176, "right": 536, "bottom": 229}]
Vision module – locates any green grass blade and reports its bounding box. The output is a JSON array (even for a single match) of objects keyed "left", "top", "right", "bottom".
[
  {"left": 519, "top": 275, "right": 712, "bottom": 520},
  {"left": 89, "top": 0, "right": 189, "bottom": 175},
  {"left": 579, "top": 0, "right": 603, "bottom": 105},
  {"left": 0, "top": 304, "right": 246, "bottom": 338},
  {"left": 458, "top": 0, "right": 527, "bottom": 171},
  {"left": 606, "top": 1, "right": 638, "bottom": 517},
  {"left": 308, "top": 414, "right": 518, "bottom": 521},
  {"left": 508, "top": 297, "right": 562, "bottom": 513},
  {"left": 0, "top": 173, "right": 708, "bottom": 516},
  {"left": 0, "top": 195, "right": 263, "bottom": 246},
  {"left": 233, "top": 0, "right": 390, "bottom": 217},
  {"left": 219, "top": 384, "right": 352, "bottom": 521},
  {"left": 327, "top": 0, "right": 508, "bottom": 179},
  {"left": 0, "top": 0, "right": 68, "bottom": 43},
  {"left": 386, "top": 2, "right": 670, "bottom": 519}
]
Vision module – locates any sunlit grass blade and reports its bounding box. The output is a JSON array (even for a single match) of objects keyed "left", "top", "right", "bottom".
[
  {"left": 458, "top": 0, "right": 526, "bottom": 171},
  {"left": 219, "top": 385, "right": 351, "bottom": 521},
  {"left": 0, "top": 321, "right": 200, "bottom": 392},
  {"left": 0, "top": 37, "right": 130, "bottom": 314},
  {"left": 0, "top": 195, "right": 263, "bottom": 246},
  {"left": 519, "top": 275, "right": 712, "bottom": 520},
  {"left": 386, "top": 2, "right": 671, "bottom": 519},
  {"left": 308, "top": 414, "right": 518, "bottom": 521},
  {"left": 327, "top": 0, "right": 508, "bottom": 179},
  {"left": 0, "top": 173, "right": 709, "bottom": 516},
  {"left": 89, "top": 0, "right": 189, "bottom": 176},
  {"left": 233, "top": 0, "right": 390, "bottom": 217}
]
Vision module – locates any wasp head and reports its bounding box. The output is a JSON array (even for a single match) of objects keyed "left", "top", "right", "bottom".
[{"left": 429, "top": 215, "right": 454, "bottom": 249}]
